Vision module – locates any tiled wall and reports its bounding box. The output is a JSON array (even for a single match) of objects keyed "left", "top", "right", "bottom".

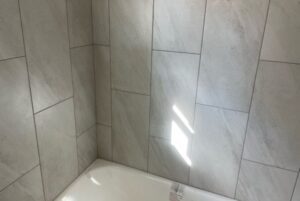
[
  {"left": 0, "top": 0, "right": 97, "bottom": 200},
  {"left": 94, "top": 0, "right": 300, "bottom": 201}
]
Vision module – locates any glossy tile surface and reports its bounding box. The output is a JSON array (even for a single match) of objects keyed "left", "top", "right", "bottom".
[
  {"left": 19, "top": 0, "right": 73, "bottom": 112},
  {"left": 153, "top": 0, "right": 205, "bottom": 53},
  {"left": 0, "top": 166, "right": 44, "bottom": 201},
  {"left": 243, "top": 61, "right": 300, "bottom": 171},
  {"left": 97, "top": 124, "right": 112, "bottom": 160},
  {"left": 148, "top": 137, "right": 190, "bottom": 184},
  {"left": 92, "top": 0, "right": 109, "bottom": 45},
  {"left": 261, "top": 0, "right": 300, "bottom": 63},
  {"left": 71, "top": 46, "right": 96, "bottom": 135},
  {"left": 35, "top": 99, "right": 78, "bottom": 201},
  {"left": 190, "top": 105, "right": 248, "bottom": 197},
  {"left": 292, "top": 175, "right": 300, "bottom": 201},
  {"left": 197, "top": 0, "right": 269, "bottom": 112},
  {"left": 236, "top": 160, "right": 297, "bottom": 201},
  {"left": 112, "top": 90, "right": 150, "bottom": 170},
  {"left": 0, "top": 58, "right": 39, "bottom": 191},
  {"left": 150, "top": 51, "right": 199, "bottom": 139},
  {"left": 95, "top": 46, "right": 111, "bottom": 125},
  {"left": 77, "top": 126, "right": 97, "bottom": 174},
  {"left": 67, "top": 0, "right": 92, "bottom": 47},
  {"left": 0, "top": 0, "right": 24, "bottom": 60},
  {"left": 110, "top": 0, "right": 152, "bottom": 94}
]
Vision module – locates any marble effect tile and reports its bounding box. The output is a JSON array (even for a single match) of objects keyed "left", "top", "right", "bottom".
[
  {"left": 243, "top": 61, "right": 300, "bottom": 171},
  {"left": 67, "top": 0, "right": 92, "bottom": 47},
  {"left": 197, "top": 0, "right": 269, "bottom": 112},
  {"left": 92, "top": 0, "right": 109, "bottom": 45},
  {"left": 97, "top": 124, "right": 112, "bottom": 160},
  {"left": 0, "top": 58, "right": 39, "bottom": 191},
  {"left": 0, "top": 166, "right": 44, "bottom": 201},
  {"left": 95, "top": 46, "right": 111, "bottom": 125},
  {"left": 292, "top": 175, "right": 300, "bottom": 201},
  {"left": 19, "top": 0, "right": 73, "bottom": 112},
  {"left": 236, "top": 160, "right": 297, "bottom": 201},
  {"left": 261, "top": 0, "right": 300, "bottom": 63},
  {"left": 110, "top": 0, "right": 152, "bottom": 94},
  {"left": 190, "top": 105, "right": 248, "bottom": 197},
  {"left": 35, "top": 99, "right": 78, "bottom": 201},
  {"left": 77, "top": 126, "right": 97, "bottom": 174},
  {"left": 112, "top": 90, "right": 150, "bottom": 171},
  {"left": 71, "top": 46, "right": 96, "bottom": 136},
  {"left": 148, "top": 137, "right": 190, "bottom": 184},
  {"left": 153, "top": 0, "right": 205, "bottom": 53},
  {"left": 150, "top": 51, "right": 199, "bottom": 139},
  {"left": 0, "top": 0, "right": 24, "bottom": 60}
]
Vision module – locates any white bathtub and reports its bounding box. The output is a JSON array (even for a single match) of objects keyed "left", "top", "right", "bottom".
[{"left": 55, "top": 159, "right": 236, "bottom": 201}]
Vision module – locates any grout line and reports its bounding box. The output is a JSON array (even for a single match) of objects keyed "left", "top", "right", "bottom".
[
  {"left": 34, "top": 96, "right": 73, "bottom": 115},
  {"left": 290, "top": 171, "right": 299, "bottom": 201},
  {"left": 0, "top": 55, "right": 25, "bottom": 62},
  {"left": 97, "top": 122, "right": 112, "bottom": 128},
  {"left": 70, "top": 43, "right": 94, "bottom": 49},
  {"left": 188, "top": 0, "right": 208, "bottom": 185},
  {"left": 77, "top": 123, "right": 97, "bottom": 138},
  {"left": 108, "top": 0, "right": 113, "bottom": 162},
  {"left": 153, "top": 49, "right": 200, "bottom": 56},
  {"left": 16, "top": 0, "right": 46, "bottom": 199},
  {"left": 234, "top": 0, "right": 271, "bottom": 197},
  {"left": 112, "top": 88, "right": 150, "bottom": 97},
  {"left": 94, "top": 43, "right": 110, "bottom": 47},
  {"left": 196, "top": 103, "right": 248, "bottom": 114},
  {"left": 146, "top": 0, "right": 155, "bottom": 173},
  {"left": 260, "top": 59, "right": 300, "bottom": 66}
]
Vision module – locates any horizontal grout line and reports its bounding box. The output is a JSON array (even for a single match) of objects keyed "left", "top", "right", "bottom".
[
  {"left": 152, "top": 49, "right": 200, "bottom": 55},
  {"left": 196, "top": 103, "right": 249, "bottom": 114},
  {"left": 94, "top": 43, "right": 110, "bottom": 47},
  {"left": 77, "top": 123, "right": 97, "bottom": 138},
  {"left": 96, "top": 122, "right": 112, "bottom": 127},
  {"left": 34, "top": 96, "right": 73, "bottom": 115},
  {"left": 0, "top": 55, "right": 25, "bottom": 62},
  {"left": 260, "top": 59, "right": 300, "bottom": 66},
  {"left": 70, "top": 44, "right": 93, "bottom": 49},
  {"left": 150, "top": 135, "right": 170, "bottom": 142},
  {"left": 112, "top": 88, "right": 150, "bottom": 96},
  {"left": 243, "top": 158, "right": 298, "bottom": 173}
]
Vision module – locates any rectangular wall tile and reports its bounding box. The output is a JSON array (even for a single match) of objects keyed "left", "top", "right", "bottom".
[
  {"left": 71, "top": 46, "right": 96, "bottom": 135},
  {"left": 153, "top": 0, "right": 205, "bottom": 53},
  {"left": 243, "top": 61, "right": 300, "bottom": 171},
  {"left": 35, "top": 99, "right": 78, "bottom": 201},
  {"left": 92, "top": 0, "right": 109, "bottom": 45},
  {"left": 0, "top": 58, "right": 39, "bottom": 191},
  {"left": 110, "top": 0, "right": 152, "bottom": 94},
  {"left": 67, "top": 0, "right": 92, "bottom": 47},
  {"left": 95, "top": 46, "right": 111, "bottom": 125},
  {"left": 148, "top": 137, "right": 190, "bottom": 184},
  {"left": 112, "top": 90, "right": 150, "bottom": 170},
  {"left": 236, "top": 160, "right": 297, "bottom": 201},
  {"left": 77, "top": 126, "right": 97, "bottom": 174},
  {"left": 150, "top": 51, "right": 199, "bottom": 139},
  {"left": 0, "top": 166, "right": 44, "bottom": 201},
  {"left": 197, "top": 0, "right": 269, "bottom": 112},
  {"left": 292, "top": 175, "right": 300, "bottom": 201},
  {"left": 190, "top": 105, "right": 248, "bottom": 197},
  {"left": 97, "top": 124, "right": 112, "bottom": 160},
  {"left": 19, "top": 0, "right": 73, "bottom": 112},
  {"left": 0, "top": 0, "right": 24, "bottom": 60},
  {"left": 261, "top": 0, "right": 300, "bottom": 63}
]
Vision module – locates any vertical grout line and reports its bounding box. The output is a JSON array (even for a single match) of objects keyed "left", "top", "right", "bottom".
[
  {"left": 16, "top": 0, "right": 46, "bottom": 200},
  {"left": 188, "top": 0, "right": 208, "bottom": 185},
  {"left": 233, "top": 0, "right": 271, "bottom": 198},
  {"left": 146, "top": 0, "right": 155, "bottom": 173},
  {"left": 108, "top": 0, "right": 113, "bottom": 161},
  {"left": 290, "top": 170, "right": 299, "bottom": 201}
]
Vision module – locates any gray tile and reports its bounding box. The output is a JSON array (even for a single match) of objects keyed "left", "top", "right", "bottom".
[
  {"left": 112, "top": 90, "right": 150, "bottom": 170},
  {"left": 190, "top": 105, "right": 248, "bottom": 197},
  {"left": 97, "top": 124, "right": 112, "bottom": 160},
  {"left": 0, "top": 166, "right": 44, "bottom": 201},
  {"left": 243, "top": 61, "right": 300, "bottom": 171},
  {"left": 71, "top": 46, "right": 96, "bottom": 136},
  {"left": 292, "top": 175, "right": 300, "bottom": 201},
  {"left": 261, "top": 0, "right": 300, "bottom": 63},
  {"left": 110, "top": 0, "right": 152, "bottom": 94},
  {"left": 150, "top": 51, "right": 199, "bottom": 139},
  {"left": 67, "top": 0, "right": 92, "bottom": 47},
  {"left": 197, "top": 0, "right": 269, "bottom": 112},
  {"left": 19, "top": 0, "right": 73, "bottom": 113},
  {"left": 0, "top": 58, "right": 39, "bottom": 191},
  {"left": 92, "top": 0, "right": 109, "bottom": 45},
  {"left": 236, "top": 160, "right": 297, "bottom": 201},
  {"left": 77, "top": 126, "right": 97, "bottom": 174},
  {"left": 153, "top": 0, "right": 205, "bottom": 53},
  {"left": 95, "top": 46, "right": 111, "bottom": 125},
  {"left": 148, "top": 137, "right": 190, "bottom": 184},
  {"left": 35, "top": 99, "right": 78, "bottom": 201},
  {"left": 0, "top": 0, "right": 24, "bottom": 60}
]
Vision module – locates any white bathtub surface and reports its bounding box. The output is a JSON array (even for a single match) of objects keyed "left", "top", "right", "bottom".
[{"left": 55, "top": 159, "right": 236, "bottom": 201}]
